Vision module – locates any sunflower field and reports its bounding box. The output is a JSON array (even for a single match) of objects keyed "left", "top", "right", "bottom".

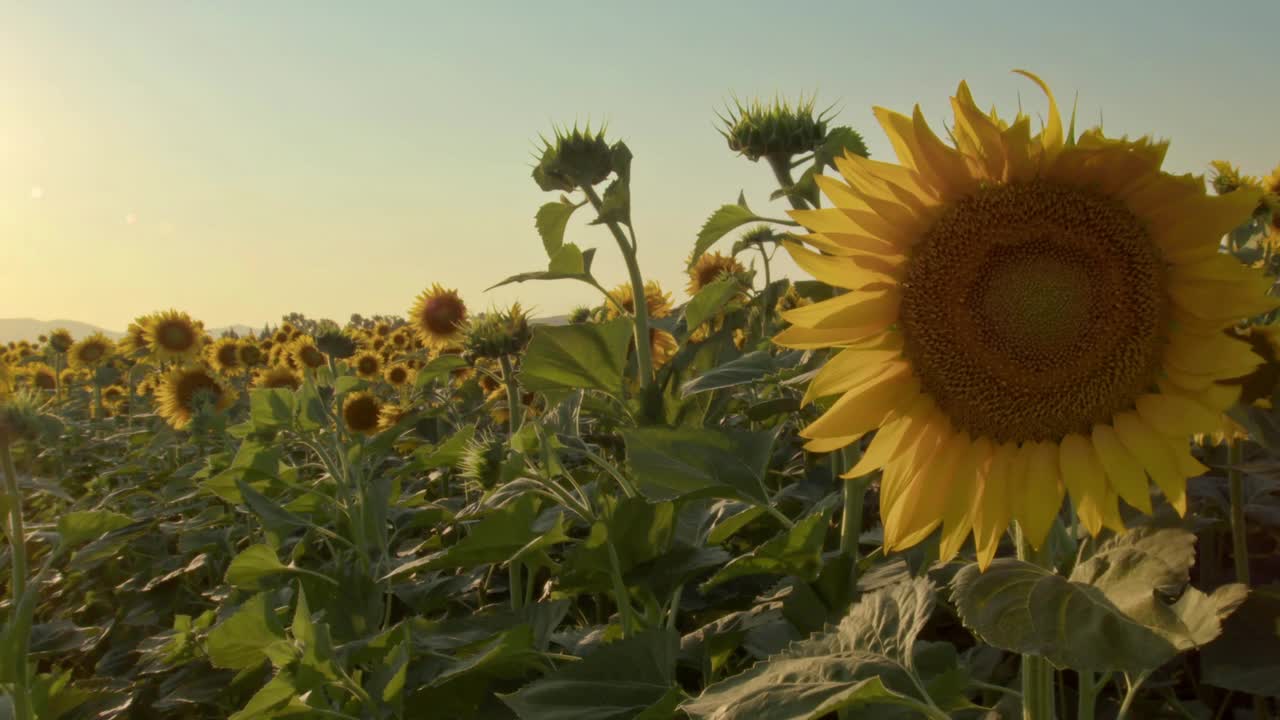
[{"left": 3, "top": 73, "right": 1280, "bottom": 720}]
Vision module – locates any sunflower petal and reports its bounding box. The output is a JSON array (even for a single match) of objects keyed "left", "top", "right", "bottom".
[
  {"left": 1112, "top": 412, "right": 1187, "bottom": 516},
  {"left": 972, "top": 442, "right": 1017, "bottom": 569},
  {"left": 1091, "top": 423, "right": 1153, "bottom": 514},
  {"left": 800, "top": 369, "right": 918, "bottom": 440},
  {"left": 1014, "top": 441, "right": 1065, "bottom": 550},
  {"left": 939, "top": 436, "right": 992, "bottom": 562},
  {"left": 781, "top": 287, "right": 900, "bottom": 331},
  {"left": 1059, "top": 433, "right": 1109, "bottom": 536},
  {"left": 842, "top": 394, "right": 934, "bottom": 478},
  {"left": 784, "top": 241, "right": 898, "bottom": 291}
]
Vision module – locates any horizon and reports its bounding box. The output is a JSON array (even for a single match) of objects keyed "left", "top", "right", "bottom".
[{"left": 4, "top": 1, "right": 1279, "bottom": 330}]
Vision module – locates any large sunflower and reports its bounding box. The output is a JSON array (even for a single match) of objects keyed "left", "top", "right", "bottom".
[
  {"left": 605, "top": 281, "right": 673, "bottom": 320},
  {"left": 155, "top": 365, "right": 236, "bottom": 430},
  {"left": 68, "top": 332, "right": 115, "bottom": 369},
  {"left": 778, "top": 71, "right": 1275, "bottom": 568},
  {"left": 145, "top": 310, "right": 204, "bottom": 362},
  {"left": 409, "top": 284, "right": 468, "bottom": 347},
  {"left": 289, "top": 335, "right": 326, "bottom": 371}
]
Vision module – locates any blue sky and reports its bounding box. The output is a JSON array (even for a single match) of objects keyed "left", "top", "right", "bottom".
[{"left": 2, "top": 1, "right": 1277, "bottom": 329}]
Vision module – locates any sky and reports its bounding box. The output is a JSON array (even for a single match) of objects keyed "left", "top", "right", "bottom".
[{"left": 2, "top": 1, "right": 1278, "bottom": 331}]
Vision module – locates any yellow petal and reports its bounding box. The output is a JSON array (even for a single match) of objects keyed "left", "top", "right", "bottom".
[
  {"left": 842, "top": 394, "right": 934, "bottom": 478},
  {"left": 788, "top": 207, "right": 865, "bottom": 235},
  {"left": 938, "top": 436, "right": 992, "bottom": 562},
  {"left": 814, "top": 174, "right": 927, "bottom": 236},
  {"left": 772, "top": 325, "right": 889, "bottom": 350},
  {"left": 834, "top": 152, "right": 939, "bottom": 205},
  {"left": 1001, "top": 114, "right": 1037, "bottom": 182},
  {"left": 800, "top": 369, "right": 918, "bottom": 440},
  {"left": 1112, "top": 412, "right": 1186, "bottom": 516},
  {"left": 804, "top": 353, "right": 906, "bottom": 406},
  {"left": 1135, "top": 393, "right": 1230, "bottom": 437},
  {"left": 1148, "top": 187, "right": 1263, "bottom": 264},
  {"left": 1013, "top": 69, "right": 1063, "bottom": 159},
  {"left": 805, "top": 230, "right": 904, "bottom": 256},
  {"left": 910, "top": 105, "right": 980, "bottom": 198},
  {"left": 1014, "top": 441, "right": 1065, "bottom": 550},
  {"left": 884, "top": 427, "right": 967, "bottom": 551},
  {"left": 1059, "top": 433, "right": 1109, "bottom": 536},
  {"left": 950, "top": 81, "right": 1007, "bottom": 181},
  {"left": 781, "top": 287, "right": 901, "bottom": 331},
  {"left": 784, "top": 240, "right": 898, "bottom": 291},
  {"left": 880, "top": 411, "right": 949, "bottom": 506},
  {"left": 872, "top": 106, "right": 925, "bottom": 173},
  {"left": 1164, "top": 331, "right": 1261, "bottom": 378},
  {"left": 972, "top": 442, "right": 1017, "bottom": 569},
  {"left": 1091, "top": 423, "right": 1153, "bottom": 514}
]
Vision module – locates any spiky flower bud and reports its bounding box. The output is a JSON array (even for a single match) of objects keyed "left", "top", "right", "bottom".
[
  {"left": 462, "top": 303, "right": 532, "bottom": 361},
  {"left": 718, "top": 95, "right": 831, "bottom": 162},
  {"left": 458, "top": 432, "right": 507, "bottom": 489},
  {"left": 0, "top": 390, "right": 61, "bottom": 447},
  {"left": 532, "top": 124, "right": 614, "bottom": 192}
]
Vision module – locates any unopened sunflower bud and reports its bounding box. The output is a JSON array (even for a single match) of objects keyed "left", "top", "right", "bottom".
[
  {"left": 532, "top": 124, "right": 614, "bottom": 192},
  {"left": 462, "top": 304, "right": 532, "bottom": 360},
  {"left": 718, "top": 95, "right": 830, "bottom": 162},
  {"left": 0, "top": 390, "right": 60, "bottom": 446}
]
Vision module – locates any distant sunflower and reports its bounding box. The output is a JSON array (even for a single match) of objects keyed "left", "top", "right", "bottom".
[
  {"left": 101, "top": 383, "right": 127, "bottom": 407},
  {"left": 342, "top": 391, "right": 382, "bottom": 435},
  {"left": 687, "top": 252, "right": 747, "bottom": 295},
  {"left": 605, "top": 281, "right": 673, "bottom": 320},
  {"left": 389, "top": 328, "right": 413, "bottom": 353},
  {"left": 117, "top": 317, "right": 152, "bottom": 356},
  {"left": 59, "top": 368, "right": 80, "bottom": 387},
  {"left": 351, "top": 351, "right": 382, "bottom": 380},
  {"left": 253, "top": 366, "right": 302, "bottom": 391},
  {"left": 26, "top": 364, "right": 57, "bottom": 392},
  {"left": 384, "top": 363, "right": 414, "bottom": 387},
  {"left": 68, "top": 333, "right": 115, "bottom": 369},
  {"left": 290, "top": 336, "right": 326, "bottom": 370},
  {"left": 155, "top": 365, "right": 235, "bottom": 430},
  {"left": 145, "top": 310, "right": 204, "bottom": 362},
  {"left": 650, "top": 329, "right": 678, "bottom": 368},
  {"left": 207, "top": 338, "right": 244, "bottom": 376},
  {"left": 237, "top": 342, "right": 263, "bottom": 368},
  {"left": 48, "top": 328, "right": 74, "bottom": 354},
  {"left": 272, "top": 324, "right": 295, "bottom": 344},
  {"left": 409, "top": 284, "right": 467, "bottom": 347},
  {"left": 372, "top": 322, "right": 393, "bottom": 338},
  {"left": 779, "top": 71, "right": 1276, "bottom": 568}
]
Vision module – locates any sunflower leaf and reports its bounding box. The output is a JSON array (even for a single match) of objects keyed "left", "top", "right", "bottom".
[
  {"left": 682, "top": 579, "right": 956, "bottom": 720},
  {"left": 621, "top": 426, "right": 779, "bottom": 505},
  {"left": 1200, "top": 584, "right": 1280, "bottom": 696},
  {"left": 518, "top": 318, "right": 633, "bottom": 395},
  {"left": 535, "top": 197, "right": 579, "bottom": 257},
  {"left": 487, "top": 248, "right": 600, "bottom": 290},
  {"left": 690, "top": 198, "right": 758, "bottom": 268},
  {"left": 684, "top": 276, "right": 743, "bottom": 331},
  {"left": 951, "top": 527, "right": 1248, "bottom": 673},
  {"left": 700, "top": 495, "right": 838, "bottom": 590}
]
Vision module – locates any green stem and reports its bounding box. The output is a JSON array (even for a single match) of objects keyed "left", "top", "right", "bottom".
[
  {"left": 1225, "top": 441, "right": 1267, "bottom": 720},
  {"left": 1017, "top": 524, "right": 1056, "bottom": 720},
  {"left": 1077, "top": 670, "right": 1097, "bottom": 720},
  {"left": 757, "top": 243, "right": 774, "bottom": 339},
  {"left": 765, "top": 154, "right": 810, "bottom": 211},
  {"left": 1115, "top": 671, "right": 1151, "bottom": 720},
  {"left": 605, "top": 541, "right": 636, "bottom": 637},
  {"left": 509, "top": 562, "right": 524, "bottom": 611},
  {"left": 1, "top": 442, "right": 34, "bottom": 720},
  {"left": 582, "top": 184, "right": 653, "bottom": 388},
  {"left": 499, "top": 354, "right": 523, "bottom": 435}
]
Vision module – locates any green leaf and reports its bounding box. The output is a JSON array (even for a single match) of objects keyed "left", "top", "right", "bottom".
[
  {"left": 415, "top": 354, "right": 470, "bottom": 388},
  {"left": 1200, "top": 584, "right": 1280, "bottom": 696},
  {"left": 816, "top": 126, "right": 869, "bottom": 169},
  {"left": 622, "top": 426, "right": 779, "bottom": 504},
  {"left": 206, "top": 593, "right": 286, "bottom": 671},
  {"left": 228, "top": 669, "right": 301, "bottom": 720},
  {"left": 56, "top": 510, "right": 133, "bottom": 546},
  {"left": 416, "top": 425, "right": 476, "bottom": 470},
  {"left": 702, "top": 498, "right": 836, "bottom": 590},
  {"left": 488, "top": 248, "right": 599, "bottom": 290},
  {"left": 684, "top": 276, "right": 742, "bottom": 331},
  {"left": 681, "top": 351, "right": 799, "bottom": 397},
  {"left": 536, "top": 197, "right": 579, "bottom": 257},
  {"left": 203, "top": 441, "right": 281, "bottom": 503},
  {"left": 236, "top": 479, "right": 307, "bottom": 535},
  {"left": 690, "top": 196, "right": 758, "bottom": 268},
  {"left": 249, "top": 388, "right": 295, "bottom": 430},
  {"left": 385, "top": 494, "right": 560, "bottom": 579},
  {"left": 682, "top": 579, "right": 941, "bottom": 720},
  {"left": 560, "top": 497, "right": 676, "bottom": 592},
  {"left": 500, "top": 629, "right": 680, "bottom": 720},
  {"left": 951, "top": 527, "right": 1248, "bottom": 673},
  {"left": 549, "top": 243, "right": 586, "bottom": 274},
  {"left": 225, "top": 544, "right": 290, "bottom": 591},
  {"left": 519, "top": 318, "right": 634, "bottom": 395}
]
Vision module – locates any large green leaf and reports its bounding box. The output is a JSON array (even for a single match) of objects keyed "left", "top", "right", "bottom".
[
  {"left": 415, "top": 425, "right": 477, "bottom": 471},
  {"left": 689, "top": 194, "right": 759, "bottom": 268},
  {"left": 681, "top": 351, "right": 799, "bottom": 397},
  {"left": 682, "top": 579, "right": 946, "bottom": 720},
  {"left": 202, "top": 441, "right": 281, "bottom": 503},
  {"left": 951, "top": 527, "right": 1247, "bottom": 673},
  {"left": 224, "top": 544, "right": 290, "bottom": 591},
  {"left": 206, "top": 593, "right": 286, "bottom": 671},
  {"left": 56, "top": 510, "right": 133, "bottom": 546},
  {"left": 228, "top": 669, "right": 303, "bottom": 720},
  {"left": 536, "top": 197, "right": 580, "bottom": 257},
  {"left": 684, "top": 276, "right": 742, "bottom": 331},
  {"left": 519, "top": 318, "right": 634, "bottom": 394},
  {"left": 701, "top": 498, "right": 837, "bottom": 590},
  {"left": 560, "top": 497, "right": 676, "bottom": 593},
  {"left": 248, "top": 388, "right": 295, "bottom": 431},
  {"left": 500, "top": 629, "right": 680, "bottom": 720},
  {"left": 1200, "top": 584, "right": 1280, "bottom": 696},
  {"left": 622, "top": 426, "right": 779, "bottom": 504},
  {"left": 414, "top": 354, "right": 470, "bottom": 388}
]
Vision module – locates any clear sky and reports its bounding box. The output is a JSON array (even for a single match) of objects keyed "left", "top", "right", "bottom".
[{"left": 3, "top": 1, "right": 1278, "bottom": 331}]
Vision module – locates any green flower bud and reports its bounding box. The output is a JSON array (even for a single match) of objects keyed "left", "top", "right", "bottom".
[
  {"left": 533, "top": 124, "right": 614, "bottom": 192},
  {"left": 459, "top": 432, "right": 507, "bottom": 489},
  {"left": 462, "top": 304, "right": 532, "bottom": 360},
  {"left": 718, "top": 95, "right": 831, "bottom": 162},
  {"left": 0, "top": 390, "right": 61, "bottom": 446},
  {"left": 567, "top": 306, "right": 593, "bottom": 325}
]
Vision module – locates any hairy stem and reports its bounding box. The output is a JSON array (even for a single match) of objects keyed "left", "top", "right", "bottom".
[{"left": 582, "top": 184, "right": 653, "bottom": 388}]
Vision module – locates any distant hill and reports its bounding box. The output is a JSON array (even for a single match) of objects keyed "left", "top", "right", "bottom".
[{"left": 0, "top": 319, "right": 258, "bottom": 344}]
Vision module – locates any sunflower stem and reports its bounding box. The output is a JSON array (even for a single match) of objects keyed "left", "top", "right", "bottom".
[
  {"left": 581, "top": 184, "right": 654, "bottom": 389},
  {"left": 765, "top": 153, "right": 810, "bottom": 211},
  {"left": 1017, "top": 523, "right": 1057, "bottom": 720},
  {"left": 499, "top": 354, "right": 522, "bottom": 436},
  {"left": 757, "top": 243, "right": 774, "bottom": 339},
  {"left": 1224, "top": 440, "right": 1267, "bottom": 719},
  {"left": 1, "top": 441, "right": 34, "bottom": 720}
]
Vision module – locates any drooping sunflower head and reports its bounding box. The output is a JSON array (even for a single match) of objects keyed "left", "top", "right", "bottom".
[
  {"left": 605, "top": 281, "right": 673, "bottom": 321},
  {"left": 315, "top": 330, "right": 357, "bottom": 360},
  {"left": 48, "top": 328, "right": 74, "bottom": 354},
  {"left": 145, "top": 310, "right": 204, "bottom": 362},
  {"left": 350, "top": 351, "right": 382, "bottom": 380},
  {"left": 687, "top": 251, "right": 748, "bottom": 296},
  {"left": 384, "top": 363, "right": 414, "bottom": 387},
  {"left": 650, "top": 328, "right": 678, "bottom": 369},
  {"left": 778, "top": 71, "right": 1276, "bottom": 568},
  {"left": 206, "top": 338, "right": 244, "bottom": 376},
  {"left": 290, "top": 336, "right": 327, "bottom": 370},
  {"left": 25, "top": 363, "right": 58, "bottom": 392},
  {"left": 341, "top": 391, "right": 382, "bottom": 436},
  {"left": 155, "top": 365, "right": 236, "bottom": 430},
  {"left": 117, "top": 317, "right": 152, "bottom": 356},
  {"left": 532, "top": 123, "right": 615, "bottom": 192},
  {"left": 68, "top": 333, "right": 115, "bottom": 369},
  {"left": 409, "top": 285, "right": 468, "bottom": 347},
  {"left": 253, "top": 365, "right": 302, "bottom": 391}
]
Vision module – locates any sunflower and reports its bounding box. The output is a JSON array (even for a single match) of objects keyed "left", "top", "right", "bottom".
[
  {"left": 389, "top": 328, "right": 413, "bottom": 353},
  {"left": 384, "top": 363, "right": 414, "bottom": 387},
  {"left": 48, "top": 328, "right": 74, "bottom": 354},
  {"left": 68, "top": 333, "right": 115, "bottom": 369},
  {"left": 155, "top": 365, "right": 236, "bottom": 430},
  {"left": 409, "top": 284, "right": 467, "bottom": 347},
  {"left": 372, "top": 322, "right": 393, "bottom": 338},
  {"left": 253, "top": 366, "right": 302, "bottom": 391},
  {"left": 25, "top": 363, "right": 57, "bottom": 391},
  {"left": 237, "top": 342, "right": 263, "bottom": 368},
  {"left": 687, "top": 251, "right": 747, "bottom": 296},
  {"left": 377, "top": 402, "right": 412, "bottom": 432},
  {"left": 351, "top": 351, "right": 382, "bottom": 380},
  {"left": 206, "top": 338, "right": 244, "bottom": 376},
  {"left": 778, "top": 71, "right": 1275, "bottom": 568},
  {"left": 117, "top": 317, "right": 152, "bottom": 356},
  {"left": 342, "top": 391, "right": 382, "bottom": 435},
  {"left": 58, "top": 368, "right": 80, "bottom": 387},
  {"left": 145, "top": 310, "right": 204, "bottom": 362},
  {"left": 604, "top": 281, "right": 673, "bottom": 320},
  {"left": 290, "top": 336, "right": 326, "bottom": 371},
  {"left": 651, "top": 328, "right": 678, "bottom": 368},
  {"left": 272, "top": 324, "right": 295, "bottom": 344}
]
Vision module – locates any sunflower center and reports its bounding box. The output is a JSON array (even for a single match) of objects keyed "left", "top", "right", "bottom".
[
  {"left": 176, "top": 371, "right": 221, "bottom": 410},
  {"left": 158, "top": 322, "right": 196, "bottom": 352},
  {"left": 422, "top": 298, "right": 465, "bottom": 335},
  {"left": 899, "top": 181, "right": 1167, "bottom": 444},
  {"left": 217, "top": 345, "right": 240, "bottom": 367}
]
